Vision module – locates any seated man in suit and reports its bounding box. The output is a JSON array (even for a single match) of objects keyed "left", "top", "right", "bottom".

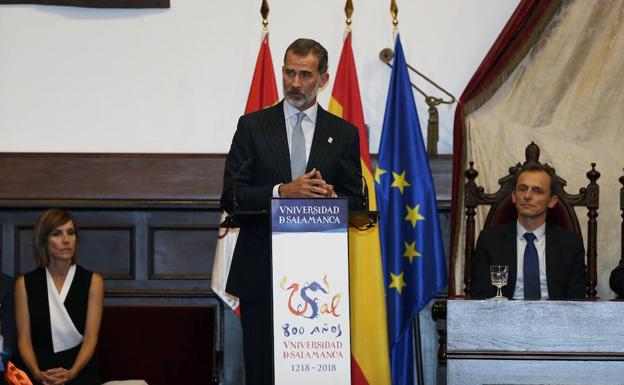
[
  {"left": 609, "top": 260, "right": 624, "bottom": 297},
  {"left": 471, "top": 163, "right": 587, "bottom": 300}
]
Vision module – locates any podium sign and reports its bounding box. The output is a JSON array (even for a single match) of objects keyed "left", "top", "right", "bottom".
[{"left": 271, "top": 198, "right": 351, "bottom": 385}]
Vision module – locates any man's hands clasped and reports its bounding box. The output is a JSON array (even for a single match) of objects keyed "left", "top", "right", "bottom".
[{"left": 279, "top": 168, "right": 336, "bottom": 198}]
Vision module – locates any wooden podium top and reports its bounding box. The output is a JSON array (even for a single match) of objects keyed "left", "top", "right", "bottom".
[
  {"left": 446, "top": 300, "right": 624, "bottom": 384},
  {"left": 447, "top": 299, "right": 624, "bottom": 356}
]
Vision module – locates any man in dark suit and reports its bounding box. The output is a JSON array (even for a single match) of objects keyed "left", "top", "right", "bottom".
[
  {"left": 221, "top": 38, "right": 363, "bottom": 385},
  {"left": 0, "top": 273, "right": 17, "bottom": 384},
  {"left": 471, "top": 163, "right": 586, "bottom": 300},
  {"left": 609, "top": 260, "right": 624, "bottom": 297}
]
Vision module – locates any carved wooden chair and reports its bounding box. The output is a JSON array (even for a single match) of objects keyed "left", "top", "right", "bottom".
[
  {"left": 463, "top": 142, "right": 600, "bottom": 299},
  {"left": 432, "top": 142, "right": 600, "bottom": 376},
  {"left": 613, "top": 172, "right": 624, "bottom": 298}
]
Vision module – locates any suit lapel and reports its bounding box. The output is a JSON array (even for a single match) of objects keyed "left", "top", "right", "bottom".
[
  {"left": 307, "top": 106, "right": 332, "bottom": 172},
  {"left": 264, "top": 101, "right": 292, "bottom": 182},
  {"left": 545, "top": 223, "right": 559, "bottom": 298}
]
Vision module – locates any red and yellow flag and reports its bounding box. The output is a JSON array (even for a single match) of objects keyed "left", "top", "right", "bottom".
[
  {"left": 212, "top": 32, "right": 279, "bottom": 315},
  {"left": 329, "top": 32, "right": 391, "bottom": 385}
]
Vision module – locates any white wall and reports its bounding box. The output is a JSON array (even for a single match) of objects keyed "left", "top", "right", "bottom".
[{"left": 0, "top": 0, "right": 519, "bottom": 153}]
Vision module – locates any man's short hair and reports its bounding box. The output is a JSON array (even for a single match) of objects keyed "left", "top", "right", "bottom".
[
  {"left": 284, "top": 38, "right": 328, "bottom": 75},
  {"left": 516, "top": 162, "right": 558, "bottom": 196}
]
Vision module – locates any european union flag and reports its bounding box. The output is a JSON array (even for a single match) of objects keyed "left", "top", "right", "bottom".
[{"left": 375, "top": 35, "right": 447, "bottom": 385}]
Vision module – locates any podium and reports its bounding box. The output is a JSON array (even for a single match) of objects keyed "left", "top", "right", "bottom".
[
  {"left": 446, "top": 300, "right": 624, "bottom": 385},
  {"left": 270, "top": 198, "right": 353, "bottom": 385},
  {"left": 220, "top": 198, "right": 377, "bottom": 385}
]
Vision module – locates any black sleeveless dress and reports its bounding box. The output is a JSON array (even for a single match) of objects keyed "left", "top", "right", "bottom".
[{"left": 24, "top": 265, "right": 99, "bottom": 385}]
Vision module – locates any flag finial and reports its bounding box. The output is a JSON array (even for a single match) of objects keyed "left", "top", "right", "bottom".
[
  {"left": 260, "top": 0, "right": 270, "bottom": 31},
  {"left": 344, "top": 0, "right": 353, "bottom": 28},
  {"left": 390, "top": 0, "right": 398, "bottom": 30}
]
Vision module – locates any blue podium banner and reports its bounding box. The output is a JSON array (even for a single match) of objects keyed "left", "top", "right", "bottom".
[{"left": 271, "top": 198, "right": 348, "bottom": 233}]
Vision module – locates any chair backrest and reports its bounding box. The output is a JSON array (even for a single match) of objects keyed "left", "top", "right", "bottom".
[
  {"left": 463, "top": 142, "right": 600, "bottom": 298},
  {"left": 620, "top": 172, "right": 624, "bottom": 278}
]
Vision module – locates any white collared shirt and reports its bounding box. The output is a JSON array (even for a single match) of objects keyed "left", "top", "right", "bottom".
[
  {"left": 514, "top": 221, "right": 548, "bottom": 299},
  {"left": 272, "top": 100, "right": 319, "bottom": 197},
  {"left": 283, "top": 100, "right": 317, "bottom": 162}
]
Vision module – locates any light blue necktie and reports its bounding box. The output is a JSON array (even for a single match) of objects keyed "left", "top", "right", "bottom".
[
  {"left": 290, "top": 112, "right": 307, "bottom": 179},
  {"left": 523, "top": 232, "right": 541, "bottom": 300}
]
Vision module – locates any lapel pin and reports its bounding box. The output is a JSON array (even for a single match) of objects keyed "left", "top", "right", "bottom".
[{"left": 328, "top": 137, "right": 333, "bottom": 143}]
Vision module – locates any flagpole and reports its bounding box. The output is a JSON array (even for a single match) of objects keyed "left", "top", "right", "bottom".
[
  {"left": 390, "top": 0, "right": 398, "bottom": 38},
  {"left": 330, "top": 4, "right": 392, "bottom": 384},
  {"left": 381, "top": 3, "right": 446, "bottom": 384},
  {"left": 345, "top": 0, "right": 353, "bottom": 31},
  {"left": 260, "top": 0, "right": 269, "bottom": 31},
  {"left": 413, "top": 316, "right": 424, "bottom": 385}
]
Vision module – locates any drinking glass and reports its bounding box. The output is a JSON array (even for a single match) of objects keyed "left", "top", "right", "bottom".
[{"left": 490, "top": 265, "right": 509, "bottom": 300}]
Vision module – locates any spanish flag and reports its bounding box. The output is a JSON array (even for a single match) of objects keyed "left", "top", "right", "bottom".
[
  {"left": 329, "top": 32, "right": 392, "bottom": 385},
  {"left": 212, "top": 32, "right": 279, "bottom": 314}
]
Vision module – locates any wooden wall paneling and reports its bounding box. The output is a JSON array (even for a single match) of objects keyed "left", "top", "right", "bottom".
[
  {"left": 15, "top": 225, "right": 35, "bottom": 276},
  {"left": 148, "top": 224, "right": 219, "bottom": 280},
  {"left": 0, "top": 153, "right": 225, "bottom": 203},
  {"left": 14, "top": 224, "right": 136, "bottom": 279},
  {"left": 0, "top": 153, "right": 453, "bottom": 299},
  {"left": 77, "top": 225, "right": 135, "bottom": 280}
]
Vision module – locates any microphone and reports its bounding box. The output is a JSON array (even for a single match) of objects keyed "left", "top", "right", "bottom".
[
  {"left": 339, "top": 159, "right": 369, "bottom": 212},
  {"left": 232, "top": 157, "right": 253, "bottom": 212}
]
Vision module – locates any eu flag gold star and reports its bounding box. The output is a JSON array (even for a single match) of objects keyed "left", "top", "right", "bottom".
[
  {"left": 375, "top": 167, "right": 387, "bottom": 184},
  {"left": 391, "top": 171, "right": 410, "bottom": 194},
  {"left": 405, "top": 204, "right": 425, "bottom": 227},
  {"left": 389, "top": 272, "right": 407, "bottom": 294},
  {"left": 403, "top": 241, "right": 421, "bottom": 263}
]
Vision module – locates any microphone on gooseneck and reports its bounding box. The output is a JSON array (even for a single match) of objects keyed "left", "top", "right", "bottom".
[
  {"left": 221, "top": 157, "right": 253, "bottom": 228},
  {"left": 339, "top": 159, "right": 369, "bottom": 212},
  {"left": 232, "top": 157, "right": 253, "bottom": 212}
]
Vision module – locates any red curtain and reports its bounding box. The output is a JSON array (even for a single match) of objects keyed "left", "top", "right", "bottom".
[{"left": 449, "top": 0, "right": 558, "bottom": 294}]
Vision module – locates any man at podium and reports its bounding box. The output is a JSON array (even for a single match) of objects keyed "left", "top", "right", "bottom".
[
  {"left": 470, "top": 163, "right": 586, "bottom": 300},
  {"left": 221, "top": 38, "right": 363, "bottom": 385}
]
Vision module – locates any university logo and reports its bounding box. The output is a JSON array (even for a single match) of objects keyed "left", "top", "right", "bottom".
[{"left": 280, "top": 275, "right": 342, "bottom": 319}]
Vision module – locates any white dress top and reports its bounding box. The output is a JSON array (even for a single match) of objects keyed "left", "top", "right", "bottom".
[{"left": 46, "top": 265, "right": 83, "bottom": 353}]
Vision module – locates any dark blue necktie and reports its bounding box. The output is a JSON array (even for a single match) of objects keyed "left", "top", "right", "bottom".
[{"left": 523, "top": 232, "right": 541, "bottom": 300}]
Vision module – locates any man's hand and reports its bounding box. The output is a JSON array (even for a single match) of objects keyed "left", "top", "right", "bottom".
[
  {"left": 314, "top": 169, "right": 337, "bottom": 198},
  {"left": 279, "top": 168, "right": 336, "bottom": 198}
]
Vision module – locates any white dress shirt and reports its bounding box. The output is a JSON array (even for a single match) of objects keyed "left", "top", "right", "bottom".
[
  {"left": 272, "top": 101, "right": 318, "bottom": 197},
  {"left": 514, "top": 221, "right": 548, "bottom": 299}
]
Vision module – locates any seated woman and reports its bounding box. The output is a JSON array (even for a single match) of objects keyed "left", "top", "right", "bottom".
[{"left": 15, "top": 209, "right": 103, "bottom": 385}]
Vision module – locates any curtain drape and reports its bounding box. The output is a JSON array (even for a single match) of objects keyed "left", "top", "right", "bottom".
[
  {"left": 452, "top": 0, "right": 624, "bottom": 298},
  {"left": 450, "top": 0, "right": 562, "bottom": 295}
]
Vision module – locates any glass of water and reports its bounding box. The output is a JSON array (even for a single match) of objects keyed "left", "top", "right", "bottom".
[{"left": 490, "top": 265, "right": 509, "bottom": 300}]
